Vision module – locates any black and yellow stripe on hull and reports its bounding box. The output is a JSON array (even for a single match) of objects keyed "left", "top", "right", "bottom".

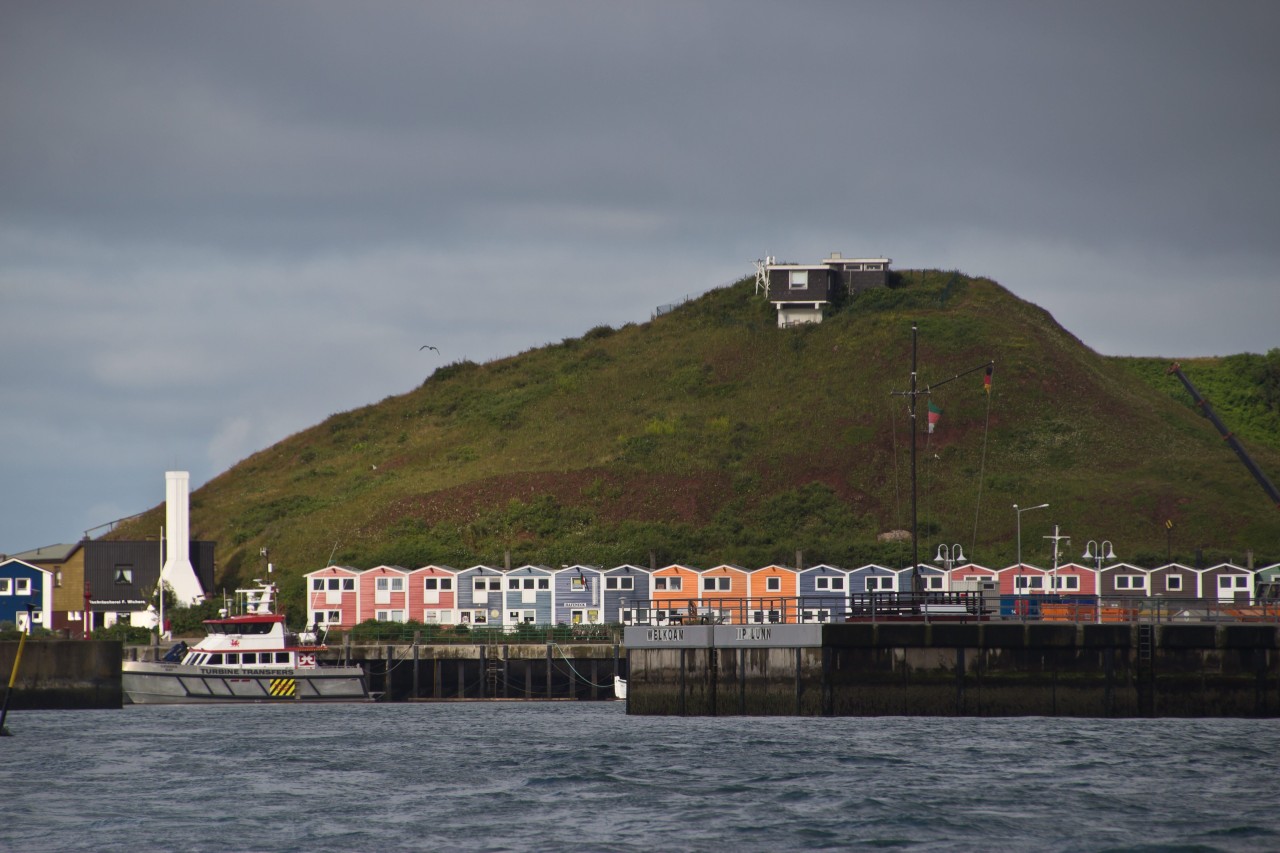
[{"left": 268, "top": 678, "right": 297, "bottom": 697}]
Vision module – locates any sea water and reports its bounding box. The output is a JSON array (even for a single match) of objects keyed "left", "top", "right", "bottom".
[{"left": 3, "top": 702, "right": 1279, "bottom": 852}]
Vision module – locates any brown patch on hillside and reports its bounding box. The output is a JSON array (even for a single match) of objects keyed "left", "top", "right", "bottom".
[{"left": 376, "top": 468, "right": 737, "bottom": 529}]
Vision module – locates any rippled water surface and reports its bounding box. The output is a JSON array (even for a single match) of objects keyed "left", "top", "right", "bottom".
[{"left": 4, "top": 702, "right": 1280, "bottom": 852}]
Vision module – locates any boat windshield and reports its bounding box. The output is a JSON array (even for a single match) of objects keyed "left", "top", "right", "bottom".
[{"left": 208, "top": 622, "right": 274, "bottom": 635}]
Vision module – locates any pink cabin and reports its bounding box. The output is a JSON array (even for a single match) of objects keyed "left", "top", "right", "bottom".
[
  {"left": 650, "top": 564, "right": 702, "bottom": 624},
  {"left": 949, "top": 564, "right": 998, "bottom": 592},
  {"left": 306, "top": 566, "right": 360, "bottom": 628},
  {"left": 749, "top": 565, "right": 799, "bottom": 624},
  {"left": 998, "top": 564, "right": 1050, "bottom": 596},
  {"left": 407, "top": 565, "right": 459, "bottom": 626},
  {"left": 359, "top": 565, "right": 410, "bottom": 623},
  {"left": 1045, "top": 563, "right": 1098, "bottom": 596},
  {"left": 698, "top": 564, "right": 751, "bottom": 623}
]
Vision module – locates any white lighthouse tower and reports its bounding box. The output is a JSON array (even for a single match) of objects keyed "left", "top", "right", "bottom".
[{"left": 161, "top": 470, "right": 205, "bottom": 605}]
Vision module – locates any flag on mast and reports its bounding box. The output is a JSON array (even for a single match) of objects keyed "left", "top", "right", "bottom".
[
  {"left": 984, "top": 365, "right": 993, "bottom": 395},
  {"left": 927, "top": 400, "right": 943, "bottom": 434}
]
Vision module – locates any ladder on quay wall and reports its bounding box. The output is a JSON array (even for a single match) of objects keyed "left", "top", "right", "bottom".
[{"left": 1136, "top": 622, "right": 1156, "bottom": 716}]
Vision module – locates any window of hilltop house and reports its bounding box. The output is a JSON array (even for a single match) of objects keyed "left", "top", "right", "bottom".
[
  {"left": 114, "top": 566, "right": 133, "bottom": 585},
  {"left": 788, "top": 270, "right": 808, "bottom": 290}
]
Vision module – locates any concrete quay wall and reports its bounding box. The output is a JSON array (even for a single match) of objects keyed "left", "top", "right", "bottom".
[
  {"left": 0, "top": 640, "right": 122, "bottom": 710},
  {"left": 624, "top": 623, "right": 1280, "bottom": 717}
]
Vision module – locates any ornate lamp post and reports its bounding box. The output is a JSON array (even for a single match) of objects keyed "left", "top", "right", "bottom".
[{"left": 1082, "top": 539, "right": 1116, "bottom": 571}]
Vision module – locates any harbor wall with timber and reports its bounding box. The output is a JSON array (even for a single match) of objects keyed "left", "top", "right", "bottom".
[{"left": 624, "top": 622, "right": 1280, "bottom": 717}]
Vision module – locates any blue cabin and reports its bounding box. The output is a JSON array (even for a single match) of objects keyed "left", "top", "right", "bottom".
[
  {"left": 602, "top": 564, "right": 650, "bottom": 624},
  {"left": 0, "top": 558, "right": 53, "bottom": 632},
  {"left": 455, "top": 565, "right": 506, "bottom": 627},
  {"left": 849, "top": 563, "right": 900, "bottom": 595},
  {"left": 553, "top": 565, "right": 605, "bottom": 625},
  {"left": 503, "top": 565, "right": 554, "bottom": 627},
  {"left": 797, "top": 564, "right": 850, "bottom": 622}
]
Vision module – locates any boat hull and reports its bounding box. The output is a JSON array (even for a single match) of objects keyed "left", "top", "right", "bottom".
[{"left": 122, "top": 661, "right": 371, "bottom": 705}]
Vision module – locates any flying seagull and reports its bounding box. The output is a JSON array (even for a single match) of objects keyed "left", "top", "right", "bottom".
[{"left": 420, "top": 345, "right": 440, "bottom": 353}]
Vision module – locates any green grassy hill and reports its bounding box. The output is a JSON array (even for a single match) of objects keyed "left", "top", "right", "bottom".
[{"left": 110, "top": 271, "right": 1280, "bottom": 610}]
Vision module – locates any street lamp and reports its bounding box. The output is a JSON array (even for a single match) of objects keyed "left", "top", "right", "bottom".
[
  {"left": 1013, "top": 503, "right": 1049, "bottom": 570},
  {"left": 934, "top": 544, "right": 965, "bottom": 594},
  {"left": 1082, "top": 539, "right": 1116, "bottom": 571}
]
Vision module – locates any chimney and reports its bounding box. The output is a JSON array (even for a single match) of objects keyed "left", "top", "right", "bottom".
[{"left": 161, "top": 471, "right": 205, "bottom": 605}]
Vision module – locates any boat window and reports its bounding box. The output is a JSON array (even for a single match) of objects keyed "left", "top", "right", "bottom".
[
  {"left": 226, "top": 653, "right": 240, "bottom": 665},
  {"left": 276, "top": 653, "right": 291, "bottom": 664},
  {"left": 242, "top": 653, "right": 258, "bottom": 664},
  {"left": 207, "top": 654, "right": 223, "bottom": 665}
]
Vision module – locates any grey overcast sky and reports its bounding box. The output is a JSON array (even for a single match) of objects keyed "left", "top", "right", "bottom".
[{"left": 2, "top": 1, "right": 1278, "bottom": 553}]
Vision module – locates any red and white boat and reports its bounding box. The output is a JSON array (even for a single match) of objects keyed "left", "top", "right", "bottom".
[{"left": 122, "top": 581, "right": 370, "bottom": 704}]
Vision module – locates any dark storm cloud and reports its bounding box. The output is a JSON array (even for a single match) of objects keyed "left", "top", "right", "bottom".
[{"left": 2, "top": 1, "right": 1277, "bottom": 549}]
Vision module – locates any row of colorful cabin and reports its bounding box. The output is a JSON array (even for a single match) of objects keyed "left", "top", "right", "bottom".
[{"left": 304, "top": 560, "right": 1280, "bottom": 629}]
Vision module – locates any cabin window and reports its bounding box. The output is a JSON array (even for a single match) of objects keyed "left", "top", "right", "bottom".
[
  {"left": 375, "top": 577, "right": 404, "bottom": 592},
  {"left": 15, "top": 578, "right": 32, "bottom": 595},
  {"left": 509, "top": 610, "right": 536, "bottom": 624},
  {"left": 606, "top": 576, "right": 634, "bottom": 590},
  {"left": 538, "top": 578, "right": 549, "bottom": 590},
  {"left": 343, "top": 578, "right": 355, "bottom": 591},
  {"left": 327, "top": 578, "right": 340, "bottom": 591},
  {"left": 312, "top": 578, "right": 323, "bottom": 591},
  {"left": 788, "top": 270, "right": 808, "bottom": 290},
  {"left": 1166, "top": 575, "right": 1183, "bottom": 591},
  {"left": 0, "top": 578, "right": 10, "bottom": 595},
  {"left": 655, "top": 576, "right": 682, "bottom": 591},
  {"left": 1015, "top": 576, "right": 1044, "bottom": 590},
  {"left": 766, "top": 577, "right": 782, "bottom": 592},
  {"left": 571, "top": 577, "right": 587, "bottom": 591},
  {"left": 424, "top": 578, "right": 440, "bottom": 590},
  {"left": 815, "top": 576, "right": 845, "bottom": 591},
  {"left": 925, "top": 576, "right": 944, "bottom": 590},
  {"left": 114, "top": 566, "right": 133, "bottom": 585},
  {"left": 703, "top": 577, "right": 731, "bottom": 591},
  {"left": 1052, "top": 576, "right": 1080, "bottom": 591},
  {"left": 865, "top": 576, "right": 894, "bottom": 591},
  {"left": 376, "top": 609, "right": 406, "bottom": 622},
  {"left": 524, "top": 578, "right": 536, "bottom": 590},
  {"left": 1218, "top": 576, "right": 1249, "bottom": 591},
  {"left": 1115, "top": 575, "right": 1144, "bottom": 590}
]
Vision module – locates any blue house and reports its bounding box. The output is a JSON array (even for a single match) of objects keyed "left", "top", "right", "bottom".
[
  {"left": 602, "top": 564, "right": 651, "bottom": 624},
  {"left": 797, "top": 564, "right": 850, "bottom": 622},
  {"left": 553, "top": 565, "right": 605, "bottom": 625},
  {"left": 0, "top": 558, "right": 53, "bottom": 632},
  {"left": 455, "top": 565, "right": 506, "bottom": 627},
  {"left": 503, "top": 564, "right": 554, "bottom": 627}
]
